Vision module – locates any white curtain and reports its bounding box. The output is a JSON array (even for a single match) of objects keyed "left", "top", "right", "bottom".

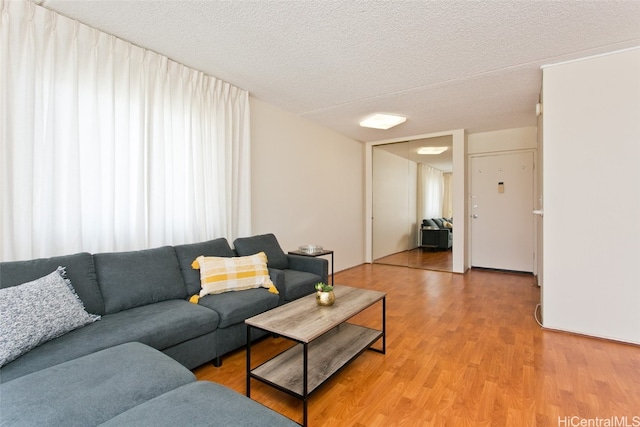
[
  {"left": 417, "top": 164, "right": 444, "bottom": 220},
  {"left": 1, "top": 1, "right": 251, "bottom": 261},
  {"left": 442, "top": 172, "right": 453, "bottom": 219}
]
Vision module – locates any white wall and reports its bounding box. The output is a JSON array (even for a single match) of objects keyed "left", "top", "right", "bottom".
[
  {"left": 542, "top": 48, "right": 640, "bottom": 344},
  {"left": 467, "top": 126, "right": 537, "bottom": 154},
  {"left": 249, "top": 98, "right": 365, "bottom": 273}
]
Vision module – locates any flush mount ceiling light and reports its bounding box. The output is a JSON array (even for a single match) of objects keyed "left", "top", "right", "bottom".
[
  {"left": 359, "top": 113, "right": 406, "bottom": 130},
  {"left": 417, "top": 146, "right": 448, "bottom": 155}
]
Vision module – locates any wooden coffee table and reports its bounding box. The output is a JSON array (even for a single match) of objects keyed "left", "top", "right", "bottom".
[{"left": 245, "top": 285, "right": 386, "bottom": 426}]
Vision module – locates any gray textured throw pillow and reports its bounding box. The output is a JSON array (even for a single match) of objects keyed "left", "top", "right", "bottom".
[{"left": 0, "top": 267, "right": 100, "bottom": 367}]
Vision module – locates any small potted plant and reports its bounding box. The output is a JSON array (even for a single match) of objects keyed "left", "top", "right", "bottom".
[{"left": 315, "top": 282, "right": 335, "bottom": 306}]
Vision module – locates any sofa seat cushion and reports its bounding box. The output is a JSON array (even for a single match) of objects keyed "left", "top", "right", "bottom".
[
  {"left": 0, "top": 342, "right": 195, "bottom": 427},
  {"left": 99, "top": 381, "right": 299, "bottom": 427},
  {"left": 280, "top": 269, "right": 321, "bottom": 302},
  {"left": 95, "top": 299, "right": 220, "bottom": 349},
  {"left": 198, "top": 288, "right": 279, "bottom": 328},
  {"left": 94, "top": 246, "right": 187, "bottom": 314},
  {"left": 0, "top": 300, "right": 219, "bottom": 383}
]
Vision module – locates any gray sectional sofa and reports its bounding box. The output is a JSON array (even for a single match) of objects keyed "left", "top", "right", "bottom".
[{"left": 0, "top": 233, "right": 326, "bottom": 426}]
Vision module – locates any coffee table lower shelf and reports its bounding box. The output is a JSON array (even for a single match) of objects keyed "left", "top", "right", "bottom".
[{"left": 249, "top": 323, "right": 382, "bottom": 397}]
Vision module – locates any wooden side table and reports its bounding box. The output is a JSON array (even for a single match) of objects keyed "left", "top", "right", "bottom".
[{"left": 288, "top": 249, "right": 334, "bottom": 285}]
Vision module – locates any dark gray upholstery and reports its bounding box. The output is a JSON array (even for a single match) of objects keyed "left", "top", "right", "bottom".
[
  {"left": 0, "top": 252, "right": 105, "bottom": 315},
  {"left": 162, "top": 331, "right": 218, "bottom": 370},
  {"left": 94, "top": 246, "right": 187, "bottom": 314},
  {"left": 99, "top": 381, "right": 299, "bottom": 427},
  {"left": 0, "top": 343, "right": 196, "bottom": 427},
  {"left": 234, "top": 233, "right": 290, "bottom": 269},
  {"left": 174, "top": 238, "right": 236, "bottom": 296},
  {"left": 198, "top": 288, "right": 279, "bottom": 328},
  {"left": 0, "top": 299, "right": 219, "bottom": 383},
  {"left": 421, "top": 228, "right": 452, "bottom": 249},
  {"left": 288, "top": 254, "right": 328, "bottom": 287},
  {"left": 1, "top": 235, "right": 328, "bottom": 424},
  {"left": 233, "top": 234, "right": 328, "bottom": 303},
  {"left": 215, "top": 322, "right": 269, "bottom": 358},
  {"left": 280, "top": 269, "right": 321, "bottom": 301},
  {"left": 421, "top": 218, "right": 453, "bottom": 250}
]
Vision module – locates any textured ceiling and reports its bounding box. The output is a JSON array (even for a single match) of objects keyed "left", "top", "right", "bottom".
[{"left": 37, "top": 0, "right": 640, "bottom": 142}]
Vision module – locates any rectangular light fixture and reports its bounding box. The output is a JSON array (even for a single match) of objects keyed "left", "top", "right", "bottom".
[
  {"left": 417, "top": 146, "right": 448, "bottom": 155},
  {"left": 359, "top": 113, "right": 406, "bottom": 130}
]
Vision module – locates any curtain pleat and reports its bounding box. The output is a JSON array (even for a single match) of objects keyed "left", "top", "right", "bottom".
[
  {"left": 442, "top": 172, "right": 453, "bottom": 219},
  {"left": 0, "top": 0, "right": 250, "bottom": 261},
  {"left": 417, "top": 164, "right": 444, "bottom": 220}
]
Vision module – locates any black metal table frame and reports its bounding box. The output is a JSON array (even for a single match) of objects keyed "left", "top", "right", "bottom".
[{"left": 246, "top": 297, "right": 386, "bottom": 426}]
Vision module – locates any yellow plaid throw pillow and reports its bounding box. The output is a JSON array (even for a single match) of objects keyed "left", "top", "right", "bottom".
[{"left": 191, "top": 252, "right": 278, "bottom": 297}]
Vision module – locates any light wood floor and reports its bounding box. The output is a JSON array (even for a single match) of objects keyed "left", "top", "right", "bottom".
[{"left": 194, "top": 264, "right": 640, "bottom": 426}]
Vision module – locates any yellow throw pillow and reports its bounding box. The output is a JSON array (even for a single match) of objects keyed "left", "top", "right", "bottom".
[{"left": 192, "top": 252, "right": 278, "bottom": 296}]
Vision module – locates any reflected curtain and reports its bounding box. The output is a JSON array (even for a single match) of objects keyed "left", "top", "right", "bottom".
[
  {"left": 442, "top": 172, "right": 453, "bottom": 218},
  {"left": 417, "top": 164, "right": 444, "bottom": 221},
  {"left": 0, "top": 1, "right": 250, "bottom": 261}
]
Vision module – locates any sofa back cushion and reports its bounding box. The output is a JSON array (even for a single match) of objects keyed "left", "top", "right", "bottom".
[
  {"left": 0, "top": 252, "right": 105, "bottom": 315},
  {"left": 173, "top": 238, "right": 236, "bottom": 296},
  {"left": 94, "top": 246, "right": 187, "bottom": 315},
  {"left": 422, "top": 219, "right": 438, "bottom": 228},
  {"left": 233, "top": 233, "right": 289, "bottom": 270}
]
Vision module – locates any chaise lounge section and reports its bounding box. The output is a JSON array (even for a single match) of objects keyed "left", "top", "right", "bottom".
[{"left": 1, "top": 342, "right": 298, "bottom": 426}]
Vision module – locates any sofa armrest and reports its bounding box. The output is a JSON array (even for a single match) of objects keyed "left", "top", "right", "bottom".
[
  {"left": 421, "top": 228, "right": 451, "bottom": 249},
  {"left": 286, "top": 254, "right": 328, "bottom": 284}
]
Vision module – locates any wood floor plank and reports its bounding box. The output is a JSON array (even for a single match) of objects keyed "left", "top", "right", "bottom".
[{"left": 194, "top": 264, "right": 640, "bottom": 426}]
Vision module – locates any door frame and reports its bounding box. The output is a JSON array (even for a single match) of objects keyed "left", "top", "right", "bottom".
[{"left": 467, "top": 148, "right": 538, "bottom": 275}]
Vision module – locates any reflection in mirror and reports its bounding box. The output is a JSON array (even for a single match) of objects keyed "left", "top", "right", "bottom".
[
  {"left": 372, "top": 141, "right": 411, "bottom": 267},
  {"left": 372, "top": 135, "right": 453, "bottom": 272}
]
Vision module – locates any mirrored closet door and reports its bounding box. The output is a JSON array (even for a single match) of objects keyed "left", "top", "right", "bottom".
[{"left": 372, "top": 136, "right": 454, "bottom": 272}]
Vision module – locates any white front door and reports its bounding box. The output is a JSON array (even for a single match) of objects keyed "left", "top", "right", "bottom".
[{"left": 470, "top": 152, "right": 534, "bottom": 272}]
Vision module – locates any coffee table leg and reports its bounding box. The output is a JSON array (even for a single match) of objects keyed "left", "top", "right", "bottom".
[
  {"left": 382, "top": 296, "right": 386, "bottom": 354},
  {"left": 246, "top": 325, "right": 251, "bottom": 397},
  {"left": 303, "top": 342, "right": 308, "bottom": 427}
]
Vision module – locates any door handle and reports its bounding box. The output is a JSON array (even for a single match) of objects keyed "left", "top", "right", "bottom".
[
  {"left": 533, "top": 210, "right": 544, "bottom": 217},
  {"left": 472, "top": 214, "right": 478, "bottom": 219}
]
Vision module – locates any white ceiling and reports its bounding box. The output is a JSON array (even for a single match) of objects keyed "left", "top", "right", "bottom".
[{"left": 37, "top": 0, "right": 640, "bottom": 143}]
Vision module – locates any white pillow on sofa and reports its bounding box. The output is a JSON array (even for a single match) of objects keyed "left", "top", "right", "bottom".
[
  {"left": 192, "top": 252, "right": 278, "bottom": 297},
  {"left": 0, "top": 267, "right": 100, "bottom": 367}
]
